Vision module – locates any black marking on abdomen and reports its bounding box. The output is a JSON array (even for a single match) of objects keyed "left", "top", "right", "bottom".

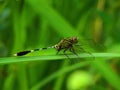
[
  {"left": 42, "top": 48, "right": 47, "bottom": 49},
  {"left": 34, "top": 49, "right": 40, "bottom": 51},
  {"left": 16, "top": 50, "right": 31, "bottom": 56}
]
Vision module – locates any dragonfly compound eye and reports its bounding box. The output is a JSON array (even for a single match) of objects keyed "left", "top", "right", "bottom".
[{"left": 72, "top": 36, "right": 78, "bottom": 44}]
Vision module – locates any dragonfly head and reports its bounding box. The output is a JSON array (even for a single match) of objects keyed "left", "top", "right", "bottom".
[{"left": 71, "top": 36, "right": 78, "bottom": 44}]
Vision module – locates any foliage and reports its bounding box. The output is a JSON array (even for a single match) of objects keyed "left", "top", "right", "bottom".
[{"left": 0, "top": 0, "right": 120, "bottom": 90}]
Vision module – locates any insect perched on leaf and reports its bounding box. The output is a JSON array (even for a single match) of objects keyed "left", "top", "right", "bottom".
[{"left": 14, "top": 36, "right": 87, "bottom": 58}]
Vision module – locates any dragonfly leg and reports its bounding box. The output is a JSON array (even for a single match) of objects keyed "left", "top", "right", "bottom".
[
  {"left": 56, "top": 50, "right": 61, "bottom": 55},
  {"left": 69, "top": 46, "right": 78, "bottom": 56},
  {"left": 78, "top": 46, "right": 95, "bottom": 59},
  {"left": 63, "top": 48, "right": 70, "bottom": 59},
  {"left": 63, "top": 48, "right": 75, "bottom": 64},
  {"left": 69, "top": 46, "right": 81, "bottom": 64}
]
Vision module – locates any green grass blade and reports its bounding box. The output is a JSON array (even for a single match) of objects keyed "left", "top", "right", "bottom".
[
  {"left": 0, "top": 53, "right": 120, "bottom": 64},
  {"left": 92, "top": 60, "right": 120, "bottom": 90},
  {"left": 27, "top": 0, "right": 78, "bottom": 37}
]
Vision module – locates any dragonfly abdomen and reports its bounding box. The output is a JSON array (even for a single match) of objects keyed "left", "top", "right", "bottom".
[{"left": 14, "top": 46, "right": 54, "bottom": 56}]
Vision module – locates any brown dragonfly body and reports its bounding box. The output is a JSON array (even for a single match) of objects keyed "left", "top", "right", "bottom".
[{"left": 14, "top": 37, "right": 78, "bottom": 56}]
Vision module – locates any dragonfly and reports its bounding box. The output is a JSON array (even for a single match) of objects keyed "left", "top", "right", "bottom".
[{"left": 14, "top": 36, "right": 87, "bottom": 58}]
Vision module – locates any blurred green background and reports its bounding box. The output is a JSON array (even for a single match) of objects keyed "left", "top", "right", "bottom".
[{"left": 0, "top": 0, "right": 120, "bottom": 90}]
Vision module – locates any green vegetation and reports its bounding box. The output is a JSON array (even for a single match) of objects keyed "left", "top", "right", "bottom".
[{"left": 0, "top": 0, "right": 120, "bottom": 90}]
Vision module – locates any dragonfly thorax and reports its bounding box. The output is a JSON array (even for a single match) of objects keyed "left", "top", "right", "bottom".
[{"left": 54, "top": 36, "right": 78, "bottom": 51}]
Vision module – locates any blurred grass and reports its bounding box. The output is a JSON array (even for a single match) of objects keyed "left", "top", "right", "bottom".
[
  {"left": 0, "top": 53, "right": 120, "bottom": 90},
  {"left": 0, "top": 0, "right": 120, "bottom": 90},
  {"left": 0, "top": 53, "right": 120, "bottom": 64}
]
